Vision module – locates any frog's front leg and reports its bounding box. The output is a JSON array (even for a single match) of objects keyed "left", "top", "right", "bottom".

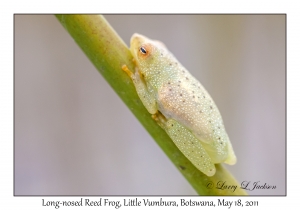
[
  {"left": 153, "top": 113, "right": 216, "bottom": 176},
  {"left": 122, "top": 64, "right": 157, "bottom": 114}
]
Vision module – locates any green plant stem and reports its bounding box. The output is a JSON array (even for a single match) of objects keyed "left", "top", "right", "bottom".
[{"left": 55, "top": 14, "right": 247, "bottom": 195}]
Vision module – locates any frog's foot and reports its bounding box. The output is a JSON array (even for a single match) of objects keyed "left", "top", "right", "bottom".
[
  {"left": 122, "top": 64, "right": 134, "bottom": 78},
  {"left": 152, "top": 112, "right": 167, "bottom": 129}
]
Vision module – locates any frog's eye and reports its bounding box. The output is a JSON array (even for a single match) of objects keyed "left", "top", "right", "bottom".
[
  {"left": 138, "top": 44, "right": 152, "bottom": 59},
  {"left": 140, "top": 46, "right": 147, "bottom": 54}
]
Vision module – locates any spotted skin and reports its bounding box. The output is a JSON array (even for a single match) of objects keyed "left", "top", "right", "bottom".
[{"left": 122, "top": 33, "right": 236, "bottom": 176}]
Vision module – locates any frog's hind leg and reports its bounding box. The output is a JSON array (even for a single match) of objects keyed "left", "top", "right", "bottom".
[
  {"left": 163, "top": 118, "right": 216, "bottom": 176},
  {"left": 224, "top": 139, "right": 237, "bottom": 165},
  {"left": 200, "top": 133, "right": 237, "bottom": 165}
]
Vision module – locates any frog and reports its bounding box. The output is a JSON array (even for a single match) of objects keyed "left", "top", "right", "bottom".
[{"left": 122, "top": 33, "right": 236, "bottom": 176}]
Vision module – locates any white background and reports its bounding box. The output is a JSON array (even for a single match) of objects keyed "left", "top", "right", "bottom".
[{"left": 1, "top": 0, "right": 299, "bottom": 208}]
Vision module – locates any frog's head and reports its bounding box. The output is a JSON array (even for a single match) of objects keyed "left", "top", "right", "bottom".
[{"left": 130, "top": 33, "right": 167, "bottom": 73}]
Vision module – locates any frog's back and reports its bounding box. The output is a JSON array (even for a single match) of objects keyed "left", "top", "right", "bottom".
[{"left": 156, "top": 63, "right": 231, "bottom": 163}]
